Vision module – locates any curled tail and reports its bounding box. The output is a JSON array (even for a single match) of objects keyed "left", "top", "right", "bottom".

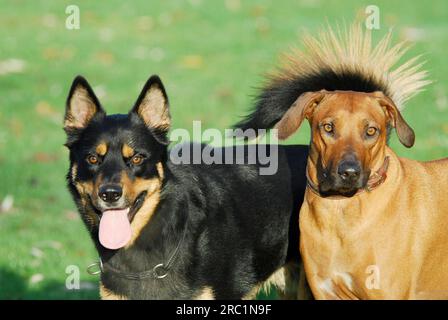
[{"left": 234, "top": 24, "right": 430, "bottom": 134}]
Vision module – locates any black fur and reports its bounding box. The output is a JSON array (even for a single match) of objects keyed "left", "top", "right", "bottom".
[
  {"left": 234, "top": 68, "right": 389, "bottom": 134},
  {"left": 64, "top": 75, "right": 310, "bottom": 299}
]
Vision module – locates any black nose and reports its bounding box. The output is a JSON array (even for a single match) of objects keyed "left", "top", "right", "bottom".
[
  {"left": 98, "top": 184, "right": 122, "bottom": 203},
  {"left": 337, "top": 161, "right": 361, "bottom": 181}
]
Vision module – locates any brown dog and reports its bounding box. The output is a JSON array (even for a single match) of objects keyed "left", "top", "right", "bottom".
[
  {"left": 276, "top": 90, "right": 448, "bottom": 299},
  {"left": 234, "top": 25, "right": 445, "bottom": 299}
]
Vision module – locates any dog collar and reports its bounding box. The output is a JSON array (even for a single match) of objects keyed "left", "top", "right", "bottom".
[
  {"left": 306, "top": 156, "right": 390, "bottom": 198},
  {"left": 87, "top": 218, "right": 189, "bottom": 280}
]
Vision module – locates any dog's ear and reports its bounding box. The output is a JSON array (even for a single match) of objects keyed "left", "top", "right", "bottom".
[
  {"left": 274, "top": 91, "right": 326, "bottom": 140},
  {"left": 131, "top": 75, "right": 170, "bottom": 145},
  {"left": 65, "top": 76, "right": 105, "bottom": 131},
  {"left": 373, "top": 91, "right": 415, "bottom": 148}
]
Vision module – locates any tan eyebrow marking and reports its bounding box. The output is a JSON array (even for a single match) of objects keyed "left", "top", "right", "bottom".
[
  {"left": 95, "top": 142, "right": 108, "bottom": 156},
  {"left": 122, "top": 144, "right": 135, "bottom": 158}
]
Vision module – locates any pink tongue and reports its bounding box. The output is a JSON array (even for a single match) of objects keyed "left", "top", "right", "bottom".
[{"left": 99, "top": 208, "right": 132, "bottom": 250}]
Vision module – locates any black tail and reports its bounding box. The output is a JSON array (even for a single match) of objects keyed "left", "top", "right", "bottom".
[
  {"left": 234, "top": 69, "right": 388, "bottom": 133},
  {"left": 233, "top": 24, "right": 429, "bottom": 135}
]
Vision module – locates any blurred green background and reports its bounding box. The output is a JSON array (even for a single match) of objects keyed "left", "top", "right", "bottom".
[{"left": 0, "top": 0, "right": 447, "bottom": 299}]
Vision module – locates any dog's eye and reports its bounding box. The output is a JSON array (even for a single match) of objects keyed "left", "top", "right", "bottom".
[
  {"left": 323, "top": 123, "right": 334, "bottom": 134},
  {"left": 87, "top": 155, "right": 99, "bottom": 165},
  {"left": 366, "top": 127, "right": 378, "bottom": 137},
  {"left": 131, "top": 155, "right": 144, "bottom": 165}
]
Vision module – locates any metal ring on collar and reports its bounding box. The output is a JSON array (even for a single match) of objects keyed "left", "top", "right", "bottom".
[
  {"left": 152, "top": 263, "right": 168, "bottom": 279},
  {"left": 87, "top": 261, "right": 103, "bottom": 275}
]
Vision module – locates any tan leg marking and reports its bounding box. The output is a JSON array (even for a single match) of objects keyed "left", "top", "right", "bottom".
[
  {"left": 242, "top": 267, "right": 287, "bottom": 300},
  {"left": 99, "top": 283, "right": 127, "bottom": 300},
  {"left": 193, "top": 287, "right": 215, "bottom": 300}
]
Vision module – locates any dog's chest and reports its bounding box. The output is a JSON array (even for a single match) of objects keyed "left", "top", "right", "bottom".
[
  {"left": 301, "top": 197, "right": 385, "bottom": 299},
  {"left": 317, "top": 272, "right": 359, "bottom": 299}
]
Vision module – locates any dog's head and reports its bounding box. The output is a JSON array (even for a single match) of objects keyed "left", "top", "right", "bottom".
[
  {"left": 275, "top": 90, "right": 414, "bottom": 197},
  {"left": 64, "top": 75, "right": 170, "bottom": 249}
]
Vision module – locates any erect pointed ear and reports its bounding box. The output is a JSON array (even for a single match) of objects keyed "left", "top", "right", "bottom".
[
  {"left": 64, "top": 75, "right": 104, "bottom": 130},
  {"left": 131, "top": 75, "right": 170, "bottom": 145},
  {"left": 273, "top": 90, "right": 326, "bottom": 140},
  {"left": 373, "top": 91, "right": 415, "bottom": 148}
]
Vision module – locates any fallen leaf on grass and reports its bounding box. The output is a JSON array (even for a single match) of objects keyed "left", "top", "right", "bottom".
[
  {"left": 255, "top": 17, "right": 270, "bottom": 35},
  {"left": 65, "top": 210, "right": 78, "bottom": 221},
  {"left": 41, "top": 14, "right": 57, "bottom": 28},
  {"left": 42, "top": 47, "right": 75, "bottom": 61},
  {"left": 0, "top": 59, "right": 26, "bottom": 76},
  {"left": 214, "top": 86, "right": 234, "bottom": 103},
  {"left": 35, "top": 101, "right": 62, "bottom": 123},
  {"left": 93, "top": 51, "right": 115, "bottom": 65},
  {"left": 136, "top": 16, "right": 154, "bottom": 32},
  {"left": 225, "top": 0, "right": 241, "bottom": 12},
  {"left": 180, "top": 55, "right": 204, "bottom": 69},
  {"left": 31, "top": 247, "right": 44, "bottom": 259},
  {"left": 29, "top": 273, "right": 44, "bottom": 285},
  {"left": 98, "top": 28, "right": 114, "bottom": 42},
  {"left": 435, "top": 86, "right": 447, "bottom": 111},
  {"left": 0, "top": 195, "right": 14, "bottom": 213},
  {"left": 32, "top": 152, "right": 59, "bottom": 163},
  {"left": 400, "top": 27, "right": 427, "bottom": 42},
  {"left": 8, "top": 118, "right": 23, "bottom": 136}
]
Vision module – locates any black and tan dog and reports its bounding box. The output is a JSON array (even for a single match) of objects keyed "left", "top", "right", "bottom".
[{"left": 64, "top": 75, "right": 310, "bottom": 299}]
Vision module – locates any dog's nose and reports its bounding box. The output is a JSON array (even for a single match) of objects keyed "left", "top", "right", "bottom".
[
  {"left": 98, "top": 184, "right": 123, "bottom": 203},
  {"left": 337, "top": 161, "right": 361, "bottom": 181}
]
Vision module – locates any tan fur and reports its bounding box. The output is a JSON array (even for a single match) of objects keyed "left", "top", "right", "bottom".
[
  {"left": 74, "top": 180, "right": 94, "bottom": 197},
  {"left": 193, "top": 287, "right": 215, "bottom": 300},
  {"left": 138, "top": 85, "right": 170, "bottom": 130},
  {"left": 95, "top": 142, "right": 108, "bottom": 156},
  {"left": 122, "top": 144, "right": 135, "bottom": 158},
  {"left": 124, "top": 162, "right": 164, "bottom": 248},
  {"left": 293, "top": 92, "right": 448, "bottom": 299},
  {"left": 73, "top": 179, "right": 99, "bottom": 229},
  {"left": 71, "top": 164, "right": 78, "bottom": 181},
  {"left": 65, "top": 86, "right": 99, "bottom": 129},
  {"left": 241, "top": 268, "right": 286, "bottom": 300},
  {"left": 73, "top": 161, "right": 164, "bottom": 241},
  {"left": 242, "top": 263, "right": 311, "bottom": 300},
  {"left": 275, "top": 24, "right": 430, "bottom": 110},
  {"left": 100, "top": 283, "right": 127, "bottom": 300}
]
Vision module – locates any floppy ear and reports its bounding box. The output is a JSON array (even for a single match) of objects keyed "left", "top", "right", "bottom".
[
  {"left": 131, "top": 75, "right": 170, "bottom": 145},
  {"left": 373, "top": 91, "right": 415, "bottom": 148},
  {"left": 274, "top": 91, "right": 326, "bottom": 140},
  {"left": 65, "top": 76, "right": 104, "bottom": 131}
]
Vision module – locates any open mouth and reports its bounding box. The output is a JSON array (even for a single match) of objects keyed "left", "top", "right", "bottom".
[
  {"left": 90, "top": 191, "right": 147, "bottom": 222},
  {"left": 90, "top": 191, "right": 147, "bottom": 250}
]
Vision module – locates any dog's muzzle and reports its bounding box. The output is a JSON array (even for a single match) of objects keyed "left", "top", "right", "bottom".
[{"left": 318, "top": 154, "right": 368, "bottom": 197}]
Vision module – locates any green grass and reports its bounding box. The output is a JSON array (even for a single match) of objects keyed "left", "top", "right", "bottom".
[{"left": 0, "top": 0, "right": 447, "bottom": 299}]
